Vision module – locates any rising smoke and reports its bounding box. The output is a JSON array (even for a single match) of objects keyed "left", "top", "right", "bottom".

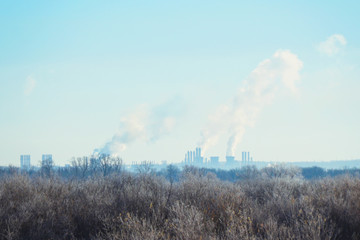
[
  {"left": 199, "top": 50, "right": 303, "bottom": 156},
  {"left": 94, "top": 97, "right": 184, "bottom": 156}
]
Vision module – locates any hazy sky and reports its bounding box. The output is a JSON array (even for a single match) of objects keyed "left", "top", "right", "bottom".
[{"left": 1, "top": 1, "right": 360, "bottom": 166}]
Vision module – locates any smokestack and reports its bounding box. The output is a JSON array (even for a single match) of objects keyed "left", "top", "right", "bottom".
[
  {"left": 199, "top": 147, "right": 202, "bottom": 163},
  {"left": 195, "top": 148, "right": 199, "bottom": 162},
  {"left": 248, "top": 152, "right": 250, "bottom": 162},
  {"left": 193, "top": 151, "right": 195, "bottom": 163}
]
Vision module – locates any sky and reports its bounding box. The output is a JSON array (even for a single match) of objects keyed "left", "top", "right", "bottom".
[{"left": 1, "top": 1, "right": 360, "bottom": 166}]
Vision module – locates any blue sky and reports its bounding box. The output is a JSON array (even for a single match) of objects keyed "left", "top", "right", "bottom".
[{"left": 1, "top": 1, "right": 360, "bottom": 166}]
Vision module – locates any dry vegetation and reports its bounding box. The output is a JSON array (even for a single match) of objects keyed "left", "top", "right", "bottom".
[{"left": 0, "top": 166, "right": 360, "bottom": 240}]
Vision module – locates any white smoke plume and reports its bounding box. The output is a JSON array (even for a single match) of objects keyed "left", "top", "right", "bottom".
[
  {"left": 95, "top": 97, "right": 183, "bottom": 156},
  {"left": 199, "top": 50, "right": 303, "bottom": 156}
]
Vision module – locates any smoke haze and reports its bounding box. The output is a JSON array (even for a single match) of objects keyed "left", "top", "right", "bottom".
[{"left": 95, "top": 97, "right": 184, "bottom": 156}]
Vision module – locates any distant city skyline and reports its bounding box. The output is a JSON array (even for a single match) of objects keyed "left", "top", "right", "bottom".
[{"left": 1, "top": 1, "right": 360, "bottom": 166}]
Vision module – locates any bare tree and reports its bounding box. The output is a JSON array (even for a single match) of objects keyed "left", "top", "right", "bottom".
[
  {"left": 136, "top": 161, "right": 154, "bottom": 175},
  {"left": 166, "top": 164, "right": 180, "bottom": 185},
  {"left": 261, "top": 164, "right": 302, "bottom": 179},
  {"left": 71, "top": 157, "right": 89, "bottom": 179},
  {"left": 98, "top": 155, "right": 123, "bottom": 177},
  {"left": 100, "top": 155, "right": 112, "bottom": 177},
  {"left": 40, "top": 158, "right": 54, "bottom": 178},
  {"left": 237, "top": 165, "right": 260, "bottom": 181},
  {"left": 7, "top": 165, "right": 19, "bottom": 175},
  {"left": 165, "top": 164, "right": 180, "bottom": 206},
  {"left": 111, "top": 157, "right": 123, "bottom": 175},
  {"left": 89, "top": 156, "right": 101, "bottom": 176},
  {"left": 71, "top": 157, "right": 80, "bottom": 177}
]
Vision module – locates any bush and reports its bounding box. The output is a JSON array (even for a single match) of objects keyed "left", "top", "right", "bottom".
[{"left": 0, "top": 168, "right": 359, "bottom": 239}]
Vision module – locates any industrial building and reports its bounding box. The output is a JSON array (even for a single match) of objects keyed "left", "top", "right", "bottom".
[
  {"left": 183, "top": 147, "right": 253, "bottom": 169},
  {"left": 209, "top": 156, "right": 219, "bottom": 165},
  {"left": 184, "top": 147, "right": 203, "bottom": 165},
  {"left": 242, "top": 151, "right": 253, "bottom": 162}
]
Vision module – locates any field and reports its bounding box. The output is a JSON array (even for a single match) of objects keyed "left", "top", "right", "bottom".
[{"left": 0, "top": 166, "right": 360, "bottom": 239}]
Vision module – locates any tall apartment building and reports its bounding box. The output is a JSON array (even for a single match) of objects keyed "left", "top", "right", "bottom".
[
  {"left": 42, "top": 154, "right": 53, "bottom": 165},
  {"left": 20, "top": 155, "right": 31, "bottom": 170}
]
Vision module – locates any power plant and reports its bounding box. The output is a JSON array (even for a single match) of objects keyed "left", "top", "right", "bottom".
[
  {"left": 18, "top": 148, "right": 254, "bottom": 171},
  {"left": 184, "top": 147, "right": 203, "bottom": 165},
  {"left": 183, "top": 147, "right": 253, "bottom": 168},
  {"left": 242, "top": 151, "right": 253, "bottom": 162}
]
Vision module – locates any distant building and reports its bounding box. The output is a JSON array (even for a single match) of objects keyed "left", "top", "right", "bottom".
[
  {"left": 210, "top": 156, "right": 219, "bottom": 165},
  {"left": 20, "top": 155, "right": 31, "bottom": 170},
  {"left": 242, "top": 151, "right": 253, "bottom": 163},
  {"left": 226, "top": 156, "right": 235, "bottom": 164},
  {"left": 42, "top": 154, "right": 53, "bottom": 165},
  {"left": 184, "top": 147, "right": 203, "bottom": 166},
  {"left": 183, "top": 147, "right": 253, "bottom": 169}
]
